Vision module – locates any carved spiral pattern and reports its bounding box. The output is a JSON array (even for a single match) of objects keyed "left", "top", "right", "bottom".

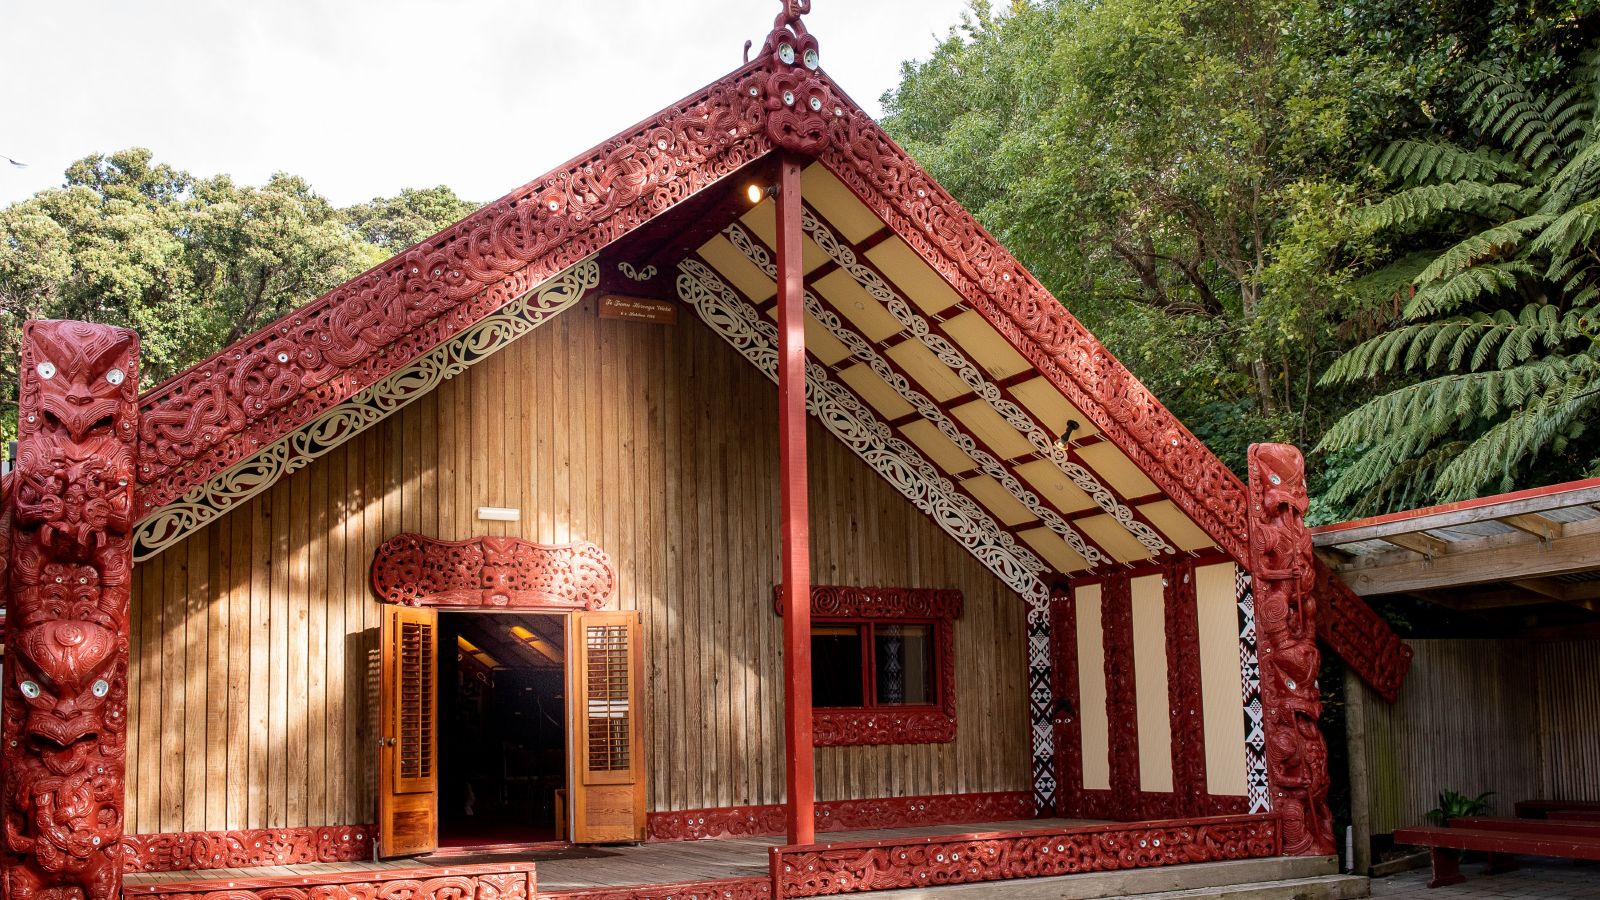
[
  {"left": 122, "top": 826, "right": 372, "bottom": 873},
  {"left": 129, "top": 867, "right": 532, "bottom": 900},
  {"left": 371, "top": 533, "right": 616, "bottom": 610},
  {"left": 773, "top": 814, "right": 1281, "bottom": 896}
]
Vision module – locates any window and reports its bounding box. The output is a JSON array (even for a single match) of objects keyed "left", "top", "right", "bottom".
[
  {"left": 811, "top": 622, "right": 937, "bottom": 708},
  {"left": 776, "top": 585, "right": 962, "bottom": 746}
]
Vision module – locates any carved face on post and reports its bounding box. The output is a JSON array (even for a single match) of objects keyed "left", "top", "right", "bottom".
[
  {"left": 763, "top": 2, "right": 834, "bottom": 155},
  {"left": 25, "top": 323, "right": 137, "bottom": 445},
  {"left": 1252, "top": 443, "right": 1307, "bottom": 522},
  {"left": 10, "top": 622, "right": 119, "bottom": 776}
]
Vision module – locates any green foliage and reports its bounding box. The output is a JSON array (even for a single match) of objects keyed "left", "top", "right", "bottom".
[
  {"left": 1319, "top": 53, "right": 1600, "bottom": 510},
  {"left": 1426, "top": 790, "right": 1495, "bottom": 825},
  {"left": 0, "top": 149, "right": 476, "bottom": 444}
]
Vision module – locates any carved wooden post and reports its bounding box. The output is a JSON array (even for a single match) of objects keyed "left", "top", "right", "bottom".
[
  {"left": 2, "top": 321, "right": 138, "bottom": 900},
  {"left": 762, "top": 0, "right": 836, "bottom": 846},
  {"left": 1246, "top": 443, "right": 1334, "bottom": 856}
]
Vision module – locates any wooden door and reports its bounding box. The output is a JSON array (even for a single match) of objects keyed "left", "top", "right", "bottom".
[
  {"left": 379, "top": 604, "right": 439, "bottom": 857},
  {"left": 568, "top": 610, "right": 646, "bottom": 842}
]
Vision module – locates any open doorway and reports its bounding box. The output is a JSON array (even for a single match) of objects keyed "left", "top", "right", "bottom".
[{"left": 437, "top": 611, "right": 568, "bottom": 848}]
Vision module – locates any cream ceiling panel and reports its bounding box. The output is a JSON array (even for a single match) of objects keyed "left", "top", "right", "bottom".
[
  {"left": 803, "top": 164, "right": 882, "bottom": 244},
  {"left": 698, "top": 235, "right": 776, "bottom": 303},
  {"left": 886, "top": 339, "right": 968, "bottom": 401},
  {"left": 759, "top": 305, "right": 851, "bottom": 366},
  {"left": 901, "top": 419, "right": 976, "bottom": 475},
  {"left": 1020, "top": 526, "right": 1091, "bottom": 574},
  {"left": 1010, "top": 377, "right": 1099, "bottom": 439},
  {"left": 838, "top": 363, "right": 915, "bottom": 420},
  {"left": 1138, "top": 500, "right": 1217, "bottom": 552},
  {"left": 1077, "top": 513, "right": 1152, "bottom": 564},
  {"left": 740, "top": 201, "right": 829, "bottom": 273},
  {"left": 950, "top": 399, "right": 1034, "bottom": 460},
  {"left": 866, "top": 237, "right": 964, "bottom": 315},
  {"left": 815, "top": 268, "right": 903, "bottom": 343},
  {"left": 1014, "top": 459, "right": 1096, "bottom": 514},
  {"left": 941, "top": 311, "right": 1031, "bottom": 380},
  {"left": 1076, "top": 442, "right": 1160, "bottom": 498},
  {"left": 962, "top": 474, "right": 1037, "bottom": 527}
]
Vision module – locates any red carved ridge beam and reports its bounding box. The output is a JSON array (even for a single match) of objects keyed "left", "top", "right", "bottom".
[
  {"left": 773, "top": 586, "right": 960, "bottom": 746},
  {"left": 121, "top": 861, "right": 535, "bottom": 900},
  {"left": 3, "top": 320, "right": 139, "bottom": 900},
  {"left": 121, "top": 825, "right": 373, "bottom": 873},
  {"left": 1246, "top": 444, "right": 1335, "bottom": 856},
  {"left": 371, "top": 532, "right": 616, "bottom": 609},
  {"left": 770, "top": 813, "right": 1281, "bottom": 897},
  {"left": 646, "top": 791, "right": 1033, "bottom": 843}
]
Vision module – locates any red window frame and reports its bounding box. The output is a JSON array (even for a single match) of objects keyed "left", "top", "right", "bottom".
[{"left": 776, "top": 586, "right": 961, "bottom": 746}]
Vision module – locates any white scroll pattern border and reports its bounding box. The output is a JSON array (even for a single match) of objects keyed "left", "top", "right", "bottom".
[{"left": 132, "top": 259, "right": 601, "bottom": 562}]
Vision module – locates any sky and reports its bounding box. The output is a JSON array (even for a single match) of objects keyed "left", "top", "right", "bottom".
[{"left": 0, "top": 0, "right": 972, "bottom": 208}]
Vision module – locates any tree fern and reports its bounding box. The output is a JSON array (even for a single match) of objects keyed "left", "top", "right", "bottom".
[{"left": 1320, "top": 48, "right": 1600, "bottom": 511}]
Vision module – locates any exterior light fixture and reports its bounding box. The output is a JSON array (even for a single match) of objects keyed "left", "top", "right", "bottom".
[
  {"left": 746, "top": 183, "right": 778, "bottom": 204},
  {"left": 1054, "top": 419, "right": 1081, "bottom": 452}
]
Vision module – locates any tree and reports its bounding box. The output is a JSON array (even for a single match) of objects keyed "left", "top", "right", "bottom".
[
  {"left": 1317, "top": 55, "right": 1600, "bottom": 511},
  {"left": 0, "top": 149, "right": 476, "bottom": 444},
  {"left": 344, "top": 186, "right": 480, "bottom": 253}
]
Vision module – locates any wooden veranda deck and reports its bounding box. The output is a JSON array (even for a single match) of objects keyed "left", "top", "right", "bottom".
[{"left": 125, "top": 818, "right": 1087, "bottom": 895}]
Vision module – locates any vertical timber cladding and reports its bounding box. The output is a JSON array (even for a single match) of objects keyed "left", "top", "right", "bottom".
[
  {"left": 1061, "top": 562, "right": 1251, "bottom": 819},
  {"left": 123, "top": 288, "right": 1031, "bottom": 834}
]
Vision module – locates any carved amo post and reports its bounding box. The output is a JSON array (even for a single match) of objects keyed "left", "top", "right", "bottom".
[
  {"left": 2, "top": 321, "right": 138, "bottom": 900},
  {"left": 1246, "top": 443, "right": 1335, "bottom": 857}
]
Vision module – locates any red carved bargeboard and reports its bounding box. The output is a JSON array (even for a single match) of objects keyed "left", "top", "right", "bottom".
[
  {"left": 120, "top": 862, "right": 534, "bottom": 900},
  {"left": 1316, "top": 563, "right": 1410, "bottom": 703},
  {"left": 1246, "top": 445, "right": 1335, "bottom": 856},
  {"left": 770, "top": 813, "right": 1281, "bottom": 897},
  {"left": 539, "top": 878, "right": 769, "bottom": 900},
  {"left": 121, "top": 825, "right": 373, "bottom": 873},
  {"left": 646, "top": 791, "right": 1032, "bottom": 842},
  {"left": 3, "top": 320, "right": 140, "bottom": 900},
  {"left": 773, "top": 586, "right": 960, "bottom": 746},
  {"left": 371, "top": 533, "right": 615, "bottom": 609}
]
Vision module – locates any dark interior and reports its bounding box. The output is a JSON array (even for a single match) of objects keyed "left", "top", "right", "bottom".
[{"left": 438, "top": 611, "right": 567, "bottom": 847}]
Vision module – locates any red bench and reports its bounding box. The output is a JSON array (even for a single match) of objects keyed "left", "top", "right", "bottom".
[
  {"left": 1451, "top": 815, "right": 1600, "bottom": 837},
  {"left": 1515, "top": 799, "right": 1600, "bottom": 819},
  {"left": 1550, "top": 810, "right": 1600, "bottom": 823},
  {"left": 1392, "top": 825, "right": 1600, "bottom": 888}
]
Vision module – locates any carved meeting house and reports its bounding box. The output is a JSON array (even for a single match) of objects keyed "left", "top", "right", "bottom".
[{"left": 0, "top": 3, "right": 1412, "bottom": 899}]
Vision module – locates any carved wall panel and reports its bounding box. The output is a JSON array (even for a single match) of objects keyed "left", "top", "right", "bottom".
[
  {"left": 3, "top": 320, "right": 139, "bottom": 900},
  {"left": 1165, "top": 562, "right": 1208, "bottom": 817},
  {"left": 645, "top": 790, "right": 1032, "bottom": 842},
  {"left": 772, "top": 813, "right": 1281, "bottom": 897},
  {"left": 371, "top": 533, "right": 616, "bottom": 609},
  {"left": 122, "top": 826, "right": 373, "bottom": 873},
  {"left": 1246, "top": 444, "right": 1335, "bottom": 856}
]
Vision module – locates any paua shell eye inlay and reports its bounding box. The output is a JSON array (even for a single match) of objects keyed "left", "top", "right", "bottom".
[
  {"left": 92, "top": 679, "right": 110, "bottom": 698},
  {"left": 19, "top": 681, "right": 40, "bottom": 700},
  {"left": 36, "top": 362, "right": 56, "bottom": 380},
  {"left": 803, "top": 48, "right": 819, "bottom": 70},
  {"left": 105, "top": 368, "right": 125, "bottom": 386},
  {"left": 778, "top": 42, "right": 795, "bottom": 65}
]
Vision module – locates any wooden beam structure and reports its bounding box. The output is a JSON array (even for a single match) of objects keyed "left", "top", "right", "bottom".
[
  {"left": 775, "top": 153, "right": 815, "bottom": 845},
  {"left": 1337, "top": 518, "right": 1600, "bottom": 596}
]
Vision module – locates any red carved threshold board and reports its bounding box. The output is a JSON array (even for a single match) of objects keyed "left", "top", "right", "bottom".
[
  {"left": 538, "top": 877, "right": 770, "bottom": 900},
  {"left": 770, "top": 813, "right": 1281, "bottom": 897},
  {"left": 123, "top": 862, "right": 535, "bottom": 900},
  {"left": 123, "top": 825, "right": 375, "bottom": 872},
  {"left": 647, "top": 791, "right": 1034, "bottom": 842}
]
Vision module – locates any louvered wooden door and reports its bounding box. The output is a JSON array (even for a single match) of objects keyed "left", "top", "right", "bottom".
[
  {"left": 379, "top": 604, "right": 438, "bottom": 857},
  {"left": 568, "top": 611, "right": 646, "bottom": 843}
]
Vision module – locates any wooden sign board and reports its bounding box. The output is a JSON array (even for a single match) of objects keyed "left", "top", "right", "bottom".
[{"left": 600, "top": 294, "right": 677, "bottom": 325}]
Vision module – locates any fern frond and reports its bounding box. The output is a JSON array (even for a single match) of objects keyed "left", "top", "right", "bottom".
[
  {"left": 1462, "top": 67, "right": 1565, "bottom": 170},
  {"left": 1530, "top": 196, "right": 1600, "bottom": 263},
  {"left": 1375, "top": 140, "right": 1526, "bottom": 186},
  {"left": 1433, "top": 357, "right": 1600, "bottom": 498},
  {"left": 1406, "top": 261, "right": 1535, "bottom": 319},
  {"left": 1359, "top": 181, "right": 1526, "bottom": 231}
]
